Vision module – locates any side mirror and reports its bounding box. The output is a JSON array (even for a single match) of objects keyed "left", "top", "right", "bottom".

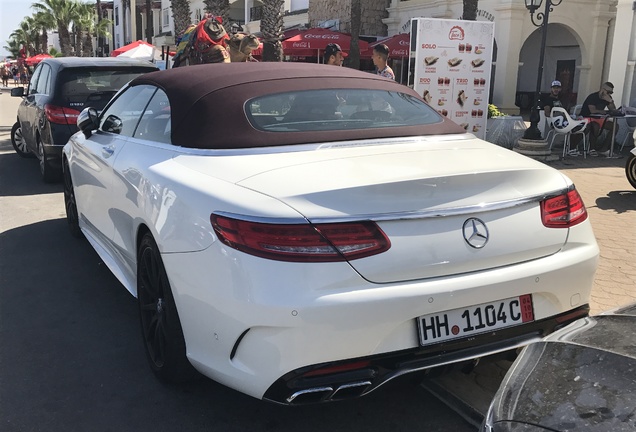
[
  {"left": 77, "top": 107, "right": 99, "bottom": 138},
  {"left": 10, "top": 87, "right": 24, "bottom": 97}
]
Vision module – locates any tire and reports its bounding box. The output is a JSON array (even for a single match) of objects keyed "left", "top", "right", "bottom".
[
  {"left": 626, "top": 154, "right": 636, "bottom": 189},
  {"left": 10, "top": 122, "right": 34, "bottom": 158},
  {"left": 37, "top": 137, "right": 60, "bottom": 183},
  {"left": 63, "top": 158, "right": 83, "bottom": 238},
  {"left": 137, "top": 233, "right": 197, "bottom": 383}
]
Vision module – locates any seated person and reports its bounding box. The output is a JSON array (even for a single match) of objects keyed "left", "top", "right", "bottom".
[
  {"left": 579, "top": 81, "right": 618, "bottom": 155},
  {"left": 541, "top": 80, "right": 564, "bottom": 118}
]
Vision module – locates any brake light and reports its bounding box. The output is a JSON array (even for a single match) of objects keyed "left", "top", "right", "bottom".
[
  {"left": 540, "top": 188, "right": 588, "bottom": 228},
  {"left": 210, "top": 214, "right": 391, "bottom": 262},
  {"left": 45, "top": 104, "right": 81, "bottom": 125}
]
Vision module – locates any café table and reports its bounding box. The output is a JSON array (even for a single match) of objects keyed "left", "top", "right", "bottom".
[{"left": 587, "top": 113, "right": 636, "bottom": 158}]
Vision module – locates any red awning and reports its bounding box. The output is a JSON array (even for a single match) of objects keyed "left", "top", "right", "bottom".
[
  {"left": 282, "top": 28, "right": 369, "bottom": 54},
  {"left": 111, "top": 40, "right": 156, "bottom": 57},
  {"left": 24, "top": 53, "right": 52, "bottom": 66},
  {"left": 368, "top": 33, "right": 411, "bottom": 58}
]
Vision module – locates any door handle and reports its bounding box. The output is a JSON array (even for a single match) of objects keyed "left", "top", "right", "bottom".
[{"left": 101, "top": 146, "right": 115, "bottom": 158}]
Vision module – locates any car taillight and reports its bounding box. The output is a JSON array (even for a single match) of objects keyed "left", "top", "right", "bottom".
[
  {"left": 210, "top": 214, "right": 391, "bottom": 262},
  {"left": 45, "top": 104, "right": 81, "bottom": 125},
  {"left": 540, "top": 188, "right": 588, "bottom": 228}
]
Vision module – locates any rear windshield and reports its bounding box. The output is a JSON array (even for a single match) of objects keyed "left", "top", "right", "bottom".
[
  {"left": 246, "top": 89, "right": 442, "bottom": 132},
  {"left": 58, "top": 67, "right": 156, "bottom": 110}
]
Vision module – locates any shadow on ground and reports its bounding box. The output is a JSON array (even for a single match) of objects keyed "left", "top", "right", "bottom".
[{"left": 596, "top": 190, "right": 636, "bottom": 213}]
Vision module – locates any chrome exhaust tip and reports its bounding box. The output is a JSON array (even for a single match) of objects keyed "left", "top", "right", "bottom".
[
  {"left": 286, "top": 386, "right": 333, "bottom": 404},
  {"left": 331, "top": 380, "right": 372, "bottom": 400},
  {"left": 286, "top": 380, "right": 373, "bottom": 404}
]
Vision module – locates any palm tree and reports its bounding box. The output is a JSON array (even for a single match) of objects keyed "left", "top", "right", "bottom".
[
  {"left": 348, "top": 0, "right": 361, "bottom": 69},
  {"left": 4, "top": 39, "right": 23, "bottom": 60},
  {"left": 145, "top": 0, "right": 153, "bottom": 43},
  {"left": 84, "top": 15, "right": 112, "bottom": 56},
  {"left": 170, "top": 0, "right": 192, "bottom": 40},
  {"left": 122, "top": 0, "right": 129, "bottom": 44},
  {"left": 34, "top": 11, "right": 56, "bottom": 54},
  {"left": 71, "top": 1, "right": 91, "bottom": 56},
  {"left": 71, "top": 2, "right": 93, "bottom": 56},
  {"left": 462, "top": 0, "right": 478, "bottom": 20},
  {"left": 260, "top": 0, "right": 284, "bottom": 62},
  {"left": 203, "top": 0, "right": 229, "bottom": 27},
  {"left": 48, "top": 46, "right": 63, "bottom": 57},
  {"left": 11, "top": 18, "right": 38, "bottom": 57},
  {"left": 96, "top": 0, "right": 102, "bottom": 52},
  {"left": 32, "top": 0, "right": 75, "bottom": 56}
]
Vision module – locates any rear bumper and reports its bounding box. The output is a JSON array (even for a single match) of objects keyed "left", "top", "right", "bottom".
[
  {"left": 161, "top": 218, "right": 598, "bottom": 401},
  {"left": 42, "top": 123, "right": 75, "bottom": 170},
  {"left": 263, "top": 305, "right": 589, "bottom": 404}
]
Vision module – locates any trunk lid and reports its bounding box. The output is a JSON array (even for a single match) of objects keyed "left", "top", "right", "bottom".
[{"left": 176, "top": 137, "right": 572, "bottom": 283}]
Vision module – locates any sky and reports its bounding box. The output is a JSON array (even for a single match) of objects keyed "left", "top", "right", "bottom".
[{"left": 0, "top": 0, "right": 38, "bottom": 59}]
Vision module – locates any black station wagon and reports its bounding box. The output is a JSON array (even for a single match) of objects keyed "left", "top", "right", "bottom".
[{"left": 11, "top": 57, "right": 158, "bottom": 182}]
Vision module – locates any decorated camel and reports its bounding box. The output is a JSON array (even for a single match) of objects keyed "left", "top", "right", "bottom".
[{"left": 172, "top": 16, "right": 260, "bottom": 67}]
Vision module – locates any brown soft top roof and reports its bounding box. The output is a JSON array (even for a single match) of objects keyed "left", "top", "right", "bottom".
[{"left": 130, "top": 62, "right": 464, "bottom": 149}]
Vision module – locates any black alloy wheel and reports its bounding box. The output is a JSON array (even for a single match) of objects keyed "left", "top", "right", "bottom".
[
  {"left": 137, "top": 233, "right": 197, "bottom": 383},
  {"left": 63, "top": 158, "right": 82, "bottom": 238},
  {"left": 10, "top": 122, "right": 34, "bottom": 158},
  {"left": 37, "top": 136, "right": 60, "bottom": 183},
  {"left": 626, "top": 154, "right": 636, "bottom": 189}
]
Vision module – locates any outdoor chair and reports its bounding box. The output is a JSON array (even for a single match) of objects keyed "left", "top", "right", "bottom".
[
  {"left": 539, "top": 110, "right": 555, "bottom": 142},
  {"left": 550, "top": 107, "right": 589, "bottom": 158},
  {"left": 620, "top": 106, "right": 636, "bottom": 151}
]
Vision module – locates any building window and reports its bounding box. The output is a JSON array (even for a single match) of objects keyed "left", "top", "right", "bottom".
[
  {"left": 115, "top": 6, "right": 119, "bottom": 25},
  {"left": 250, "top": 6, "right": 263, "bottom": 21},
  {"left": 162, "top": 8, "right": 169, "bottom": 28}
]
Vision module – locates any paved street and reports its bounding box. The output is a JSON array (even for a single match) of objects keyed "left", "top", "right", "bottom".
[
  {"left": 549, "top": 152, "right": 636, "bottom": 314},
  {"left": 1, "top": 86, "right": 635, "bottom": 431}
]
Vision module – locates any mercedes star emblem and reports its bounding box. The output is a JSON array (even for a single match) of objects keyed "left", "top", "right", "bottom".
[{"left": 463, "top": 218, "right": 489, "bottom": 249}]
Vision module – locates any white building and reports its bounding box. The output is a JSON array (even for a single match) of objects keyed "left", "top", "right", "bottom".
[{"left": 111, "top": 0, "right": 636, "bottom": 112}]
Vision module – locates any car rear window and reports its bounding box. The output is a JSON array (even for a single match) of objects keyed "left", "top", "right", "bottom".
[
  {"left": 58, "top": 67, "right": 156, "bottom": 111},
  {"left": 246, "top": 89, "right": 442, "bottom": 132}
]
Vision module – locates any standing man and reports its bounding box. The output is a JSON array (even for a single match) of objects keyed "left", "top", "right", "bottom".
[
  {"left": 325, "top": 43, "right": 347, "bottom": 66},
  {"left": 580, "top": 82, "right": 618, "bottom": 156},
  {"left": 372, "top": 44, "right": 395, "bottom": 80}
]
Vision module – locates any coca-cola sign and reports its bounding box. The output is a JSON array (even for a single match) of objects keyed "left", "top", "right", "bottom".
[{"left": 305, "top": 34, "right": 340, "bottom": 40}]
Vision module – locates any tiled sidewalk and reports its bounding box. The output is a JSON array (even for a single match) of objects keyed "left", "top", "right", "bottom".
[{"left": 548, "top": 148, "right": 636, "bottom": 314}]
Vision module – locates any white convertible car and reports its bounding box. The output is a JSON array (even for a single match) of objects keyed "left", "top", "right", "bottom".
[{"left": 63, "top": 63, "right": 599, "bottom": 405}]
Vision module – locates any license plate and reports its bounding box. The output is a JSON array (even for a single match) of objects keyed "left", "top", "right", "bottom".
[{"left": 417, "top": 294, "right": 534, "bottom": 346}]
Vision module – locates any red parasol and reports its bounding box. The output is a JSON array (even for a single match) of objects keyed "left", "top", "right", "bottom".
[
  {"left": 282, "top": 28, "right": 369, "bottom": 56},
  {"left": 111, "top": 40, "right": 155, "bottom": 57},
  {"left": 368, "top": 33, "right": 411, "bottom": 58},
  {"left": 24, "top": 53, "right": 52, "bottom": 66}
]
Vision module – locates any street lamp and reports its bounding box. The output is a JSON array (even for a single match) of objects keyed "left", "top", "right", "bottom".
[{"left": 522, "top": 0, "right": 563, "bottom": 140}]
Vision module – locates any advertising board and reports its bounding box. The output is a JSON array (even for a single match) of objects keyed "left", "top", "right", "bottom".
[{"left": 412, "top": 18, "right": 495, "bottom": 139}]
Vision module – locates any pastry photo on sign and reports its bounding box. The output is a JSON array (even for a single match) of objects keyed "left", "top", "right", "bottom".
[
  {"left": 471, "top": 58, "right": 485, "bottom": 68},
  {"left": 424, "top": 56, "right": 439, "bottom": 66},
  {"left": 422, "top": 90, "right": 432, "bottom": 104},
  {"left": 447, "top": 57, "right": 462, "bottom": 67},
  {"left": 457, "top": 90, "right": 468, "bottom": 107}
]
